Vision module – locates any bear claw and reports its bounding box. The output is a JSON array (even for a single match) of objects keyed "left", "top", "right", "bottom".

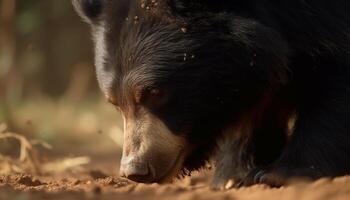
[{"left": 240, "top": 168, "right": 287, "bottom": 187}]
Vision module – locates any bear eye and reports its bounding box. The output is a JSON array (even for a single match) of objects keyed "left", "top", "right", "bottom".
[
  {"left": 140, "top": 87, "right": 169, "bottom": 109},
  {"left": 149, "top": 88, "right": 161, "bottom": 96},
  {"left": 81, "top": 0, "right": 104, "bottom": 19}
]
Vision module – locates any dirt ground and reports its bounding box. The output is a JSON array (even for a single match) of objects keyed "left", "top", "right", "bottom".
[
  {"left": 0, "top": 134, "right": 350, "bottom": 200},
  {"left": 1, "top": 170, "right": 350, "bottom": 200},
  {"left": 1, "top": 104, "right": 350, "bottom": 200}
]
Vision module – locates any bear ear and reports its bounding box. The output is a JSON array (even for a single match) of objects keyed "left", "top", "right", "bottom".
[{"left": 72, "top": 0, "right": 105, "bottom": 24}]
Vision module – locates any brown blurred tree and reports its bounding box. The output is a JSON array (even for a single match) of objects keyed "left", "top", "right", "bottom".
[
  {"left": 0, "top": 0, "right": 20, "bottom": 102},
  {"left": 0, "top": 0, "right": 19, "bottom": 126},
  {"left": 0, "top": 0, "right": 102, "bottom": 127}
]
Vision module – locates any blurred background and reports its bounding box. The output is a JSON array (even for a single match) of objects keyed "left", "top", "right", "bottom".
[{"left": 0, "top": 0, "right": 123, "bottom": 174}]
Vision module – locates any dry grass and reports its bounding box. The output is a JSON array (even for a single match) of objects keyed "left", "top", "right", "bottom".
[{"left": 0, "top": 122, "right": 90, "bottom": 175}]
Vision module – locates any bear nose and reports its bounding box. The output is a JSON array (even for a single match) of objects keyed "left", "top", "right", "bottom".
[{"left": 119, "top": 156, "right": 153, "bottom": 183}]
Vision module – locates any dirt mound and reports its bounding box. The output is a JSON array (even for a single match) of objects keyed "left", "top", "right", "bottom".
[{"left": 1, "top": 172, "right": 350, "bottom": 200}]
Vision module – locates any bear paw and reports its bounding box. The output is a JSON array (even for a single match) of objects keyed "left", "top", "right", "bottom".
[
  {"left": 241, "top": 168, "right": 286, "bottom": 187},
  {"left": 241, "top": 167, "right": 321, "bottom": 187}
]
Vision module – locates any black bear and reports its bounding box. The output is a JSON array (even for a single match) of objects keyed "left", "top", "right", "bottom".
[{"left": 73, "top": 0, "right": 350, "bottom": 188}]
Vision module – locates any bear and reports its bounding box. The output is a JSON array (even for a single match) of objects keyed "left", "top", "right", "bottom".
[{"left": 73, "top": 0, "right": 350, "bottom": 188}]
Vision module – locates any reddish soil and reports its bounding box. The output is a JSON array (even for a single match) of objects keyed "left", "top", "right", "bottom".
[
  {"left": 1, "top": 172, "right": 350, "bottom": 200},
  {"left": 1, "top": 120, "right": 350, "bottom": 200}
]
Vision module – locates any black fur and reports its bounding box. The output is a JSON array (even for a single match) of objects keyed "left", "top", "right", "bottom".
[{"left": 74, "top": 0, "right": 350, "bottom": 186}]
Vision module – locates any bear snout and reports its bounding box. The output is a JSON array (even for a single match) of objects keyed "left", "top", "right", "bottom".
[{"left": 119, "top": 155, "right": 154, "bottom": 183}]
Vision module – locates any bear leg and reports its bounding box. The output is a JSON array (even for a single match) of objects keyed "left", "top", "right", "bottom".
[{"left": 243, "top": 103, "right": 350, "bottom": 187}]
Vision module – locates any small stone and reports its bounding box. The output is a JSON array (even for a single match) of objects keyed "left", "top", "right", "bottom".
[{"left": 181, "top": 27, "right": 187, "bottom": 33}]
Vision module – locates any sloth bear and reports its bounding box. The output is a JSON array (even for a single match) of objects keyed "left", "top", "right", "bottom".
[{"left": 73, "top": 0, "right": 350, "bottom": 188}]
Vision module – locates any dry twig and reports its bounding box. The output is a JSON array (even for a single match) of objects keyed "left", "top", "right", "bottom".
[{"left": 0, "top": 122, "right": 90, "bottom": 175}]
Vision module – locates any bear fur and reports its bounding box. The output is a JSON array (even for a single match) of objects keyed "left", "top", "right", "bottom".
[{"left": 73, "top": 0, "right": 350, "bottom": 187}]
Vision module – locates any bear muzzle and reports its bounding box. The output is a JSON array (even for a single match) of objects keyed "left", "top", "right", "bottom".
[{"left": 119, "top": 155, "right": 154, "bottom": 183}]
